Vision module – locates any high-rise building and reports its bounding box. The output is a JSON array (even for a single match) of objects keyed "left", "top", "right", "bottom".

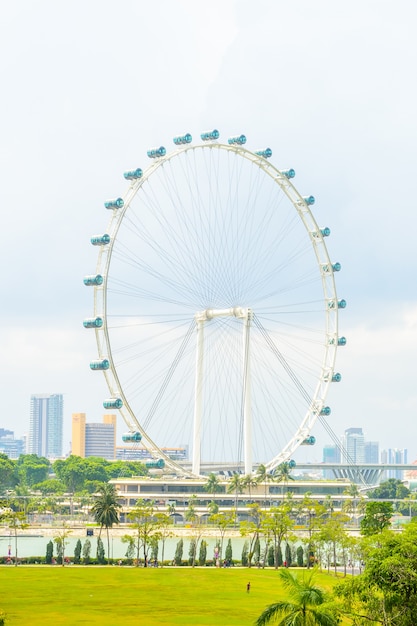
[
  {"left": 364, "top": 441, "right": 379, "bottom": 464},
  {"left": 0, "top": 430, "right": 25, "bottom": 459},
  {"left": 322, "top": 444, "right": 341, "bottom": 479},
  {"left": 71, "top": 413, "right": 116, "bottom": 460},
  {"left": 381, "top": 448, "right": 408, "bottom": 479},
  {"left": 29, "top": 394, "right": 63, "bottom": 458},
  {"left": 341, "top": 427, "right": 364, "bottom": 464}
]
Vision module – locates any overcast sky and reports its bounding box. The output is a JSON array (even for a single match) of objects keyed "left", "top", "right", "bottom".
[{"left": 1, "top": 1, "right": 416, "bottom": 462}]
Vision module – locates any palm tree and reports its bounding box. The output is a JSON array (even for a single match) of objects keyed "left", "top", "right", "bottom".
[
  {"left": 242, "top": 474, "right": 258, "bottom": 503},
  {"left": 91, "top": 483, "right": 120, "bottom": 564},
  {"left": 256, "top": 464, "right": 273, "bottom": 506},
  {"left": 273, "top": 462, "right": 295, "bottom": 498},
  {"left": 256, "top": 569, "right": 340, "bottom": 626},
  {"left": 227, "top": 473, "right": 243, "bottom": 521}
]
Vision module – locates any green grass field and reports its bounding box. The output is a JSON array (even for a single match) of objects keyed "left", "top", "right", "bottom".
[{"left": 0, "top": 567, "right": 343, "bottom": 625}]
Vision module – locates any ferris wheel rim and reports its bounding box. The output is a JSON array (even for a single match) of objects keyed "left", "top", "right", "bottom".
[{"left": 89, "top": 137, "right": 341, "bottom": 476}]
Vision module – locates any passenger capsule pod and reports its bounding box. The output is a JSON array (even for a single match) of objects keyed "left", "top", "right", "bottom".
[
  {"left": 83, "top": 317, "right": 103, "bottom": 329},
  {"left": 145, "top": 459, "right": 165, "bottom": 469},
  {"left": 147, "top": 146, "right": 166, "bottom": 158},
  {"left": 173, "top": 133, "right": 192, "bottom": 145},
  {"left": 332, "top": 373, "right": 342, "bottom": 382},
  {"left": 90, "top": 359, "right": 109, "bottom": 371},
  {"left": 255, "top": 148, "right": 272, "bottom": 159},
  {"left": 301, "top": 436, "right": 316, "bottom": 445},
  {"left": 103, "top": 398, "right": 123, "bottom": 409},
  {"left": 321, "top": 227, "right": 331, "bottom": 237},
  {"left": 200, "top": 129, "right": 220, "bottom": 141},
  {"left": 338, "top": 336, "right": 347, "bottom": 346},
  {"left": 332, "top": 262, "right": 341, "bottom": 272},
  {"left": 124, "top": 168, "right": 143, "bottom": 181},
  {"left": 122, "top": 431, "right": 142, "bottom": 443},
  {"left": 104, "top": 197, "right": 124, "bottom": 210},
  {"left": 228, "top": 134, "right": 246, "bottom": 145},
  {"left": 328, "top": 298, "right": 347, "bottom": 309},
  {"left": 303, "top": 195, "right": 315, "bottom": 206},
  {"left": 282, "top": 169, "right": 295, "bottom": 179},
  {"left": 320, "top": 406, "right": 331, "bottom": 416},
  {"left": 91, "top": 234, "right": 110, "bottom": 246},
  {"left": 288, "top": 459, "right": 296, "bottom": 468},
  {"left": 84, "top": 274, "right": 103, "bottom": 286}
]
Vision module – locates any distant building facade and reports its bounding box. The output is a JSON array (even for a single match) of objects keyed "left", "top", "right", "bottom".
[
  {"left": 0, "top": 429, "right": 25, "bottom": 459},
  {"left": 341, "top": 428, "right": 365, "bottom": 464},
  {"left": 364, "top": 441, "right": 379, "bottom": 464},
  {"left": 28, "top": 393, "right": 63, "bottom": 458},
  {"left": 72, "top": 413, "right": 116, "bottom": 460},
  {"left": 381, "top": 448, "right": 408, "bottom": 480}
]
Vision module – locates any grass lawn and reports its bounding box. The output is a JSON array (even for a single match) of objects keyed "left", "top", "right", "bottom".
[{"left": 0, "top": 566, "right": 344, "bottom": 625}]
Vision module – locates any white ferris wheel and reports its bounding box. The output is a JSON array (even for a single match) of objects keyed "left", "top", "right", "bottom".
[{"left": 84, "top": 130, "right": 346, "bottom": 477}]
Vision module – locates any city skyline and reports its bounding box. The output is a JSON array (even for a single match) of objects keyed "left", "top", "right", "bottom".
[{"left": 1, "top": 2, "right": 417, "bottom": 462}]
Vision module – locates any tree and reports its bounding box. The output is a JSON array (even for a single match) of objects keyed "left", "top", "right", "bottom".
[
  {"left": 0, "top": 454, "right": 16, "bottom": 494},
  {"left": 174, "top": 538, "right": 183, "bottom": 565},
  {"left": 209, "top": 511, "right": 234, "bottom": 561},
  {"left": 4, "top": 509, "right": 28, "bottom": 566},
  {"left": 241, "top": 540, "right": 249, "bottom": 567},
  {"left": 262, "top": 505, "right": 294, "bottom": 569},
  {"left": 240, "top": 503, "right": 264, "bottom": 568},
  {"left": 242, "top": 474, "right": 258, "bottom": 503},
  {"left": 54, "top": 525, "right": 71, "bottom": 566},
  {"left": 45, "top": 540, "right": 53, "bottom": 564},
  {"left": 296, "top": 545, "right": 304, "bottom": 567},
  {"left": 227, "top": 473, "right": 244, "bottom": 519},
  {"left": 16, "top": 454, "right": 50, "bottom": 487},
  {"left": 97, "top": 537, "right": 105, "bottom": 564},
  {"left": 256, "top": 464, "right": 273, "bottom": 506},
  {"left": 360, "top": 501, "right": 393, "bottom": 536},
  {"left": 199, "top": 539, "right": 207, "bottom": 566},
  {"left": 74, "top": 538, "right": 82, "bottom": 564},
  {"left": 273, "top": 462, "right": 295, "bottom": 497},
  {"left": 335, "top": 523, "right": 417, "bottom": 625},
  {"left": 153, "top": 512, "right": 173, "bottom": 567},
  {"left": 204, "top": 473, "right": 222, "bottom": 498},
  {"left": 188, "top": 538, "right": 196, "bottom": 566},
  {"left": 82, "top": 538, "right": 91, "bottom": 564},
  {"left": 256, "top": 568, "right": 340, "bottom": 626},
  {"left": 125, "top": 500, "right": 159, "bottom": 567},
  {"left": 368, "top": 478, "right": 410, "bottom": 501},
  {"left": 225, "top": 538, "right": 233, "bottom": 564},
  {"left": 91, "top": 483, "right": 120, "bottom": 563}
]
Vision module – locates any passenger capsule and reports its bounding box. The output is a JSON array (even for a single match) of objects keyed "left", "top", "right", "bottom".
[
  {"left": 288, "top": 459, "right": 296, "bottom": 468},
  {"left": 332, "top": 373, "right": 342, "bottom": 382},
  {"left": 321, "top": 227, "right": 331, "bottom": 237},
  {"left": 83, "top": 274, "right": 103, "bottom": 286},
  {"left": 104, "top": 198, "right": 124, "bottom": 210},
  {"left": 332, "top": 262, "right": 341, "bottom": 272},
  {"left": 302, "top": 195, "right": 315, "bottom": 206},
  {"left": 83, "top": 317, "right": 103, "bottom": 329},
  {"left": 123, "top": 168, "right": 143, "bottom": 181},
  {"left": 328, "top": 299, "right": 347, "bottom": 309},
  {"left": 173, "top": 133, "right": 192, "bottom": 145},
  {"left": 338, "top": 336, "right": 347, "bottom": 346},
  {"left": 200, "top": 129, "right": 220, "bottom": 141},
  {"left": 145, "top": 459, "right": 165, "bottom": 469},
  {"left": 122, "top": 431, "right": 142, "bottom": 443},
  {"left": 103, "top": 398, "right": 123, "bottom": 409},
  {"left": 255, "top": 148, "right": 272, "bottom": 159},
  {"left": 301, "top": 436, "right": 316, "bottom": 445},
  {"left": 320, "top": 406, "right": 331, "bottom": 416},
  {"left": 281, "top": 169, "right": 295, "bottom": 179},
  {"left": 228, "top": 134, "right": 246, "bottom": 145},
  {"left": 91, "top": 234, "right": 110, "bottom": 246},
  {"left": 90, "top": 359, "right": 110, "bottom": 371},
  {"left": 147, "top": 146, "right": 166, "bottom": 158}
]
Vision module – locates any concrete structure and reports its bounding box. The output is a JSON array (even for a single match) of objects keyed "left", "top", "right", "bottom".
[
  {"left": 28, "top": 393, "right": 63, "bottom": 458},
  {"left": 71, "top": 413, "right": 116, "bottom": 460},
  {"left": 116, "top": 445, "right": 189, "bottom": 462}
]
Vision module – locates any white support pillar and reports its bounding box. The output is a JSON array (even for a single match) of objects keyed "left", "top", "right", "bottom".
[
  {"left": 192, "top": 318, "right": 205, "bottom": 475},
  {"left": 243, "top": 309, "right": 253, "bottom": 475}
]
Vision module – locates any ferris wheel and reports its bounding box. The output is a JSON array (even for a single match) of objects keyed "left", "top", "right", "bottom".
[{"left": 84, "top": 130, "right": 346, "bottom": 477}]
